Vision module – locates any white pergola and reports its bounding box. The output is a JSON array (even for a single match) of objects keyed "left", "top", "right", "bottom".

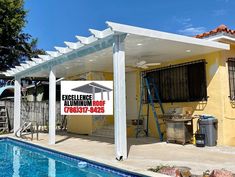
[{"left": 3, "top": 22, "right": 229, "bottom": 160}]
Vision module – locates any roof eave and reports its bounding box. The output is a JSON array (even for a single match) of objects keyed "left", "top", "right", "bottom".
[
  {"left": 206, "top": 33, "right": 235, "bottom": 43},
  {"left": 106, "top": 21, "right": 230, "bottom": 50}
]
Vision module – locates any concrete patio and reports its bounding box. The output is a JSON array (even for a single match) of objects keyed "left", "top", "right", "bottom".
[{"left": 2, "top": 133, "right": 235, "bottom": 176}]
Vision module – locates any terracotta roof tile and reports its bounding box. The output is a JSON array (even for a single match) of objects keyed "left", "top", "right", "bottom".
[{"left": 195, "top": 24, "right": 235, "bottom": 38}]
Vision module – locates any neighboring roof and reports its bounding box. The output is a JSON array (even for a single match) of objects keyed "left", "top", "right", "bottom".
[
  {"left": 0, "top": 85, "right": 14, "bottom": 98},
  {"left": 195, "top": 24, "right": 235, "bottom": 39},
  {"left": 72, "top": 82, "right": 112, "bottom": 93}
]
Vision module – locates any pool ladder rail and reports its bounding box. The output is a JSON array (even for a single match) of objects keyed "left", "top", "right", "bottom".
[{"left": 15, "top": 121, "right": 39, "bottom": 141}]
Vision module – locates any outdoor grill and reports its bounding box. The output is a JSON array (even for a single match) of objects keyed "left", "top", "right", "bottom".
[{"left": 162, "top": 107, "right": 194, "bottom": 145}]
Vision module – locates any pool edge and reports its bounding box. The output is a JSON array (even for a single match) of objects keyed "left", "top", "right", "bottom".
[{"left": 0, "top": 136, "right": 150, "bottom": 177}]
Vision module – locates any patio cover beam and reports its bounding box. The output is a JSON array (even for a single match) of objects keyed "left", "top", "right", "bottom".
[
  {"left": 13, "top": 35, "right": 115, "bottom": 78},
  {"left": 106, "top": 21, "right": 230, "bottom": 49}
]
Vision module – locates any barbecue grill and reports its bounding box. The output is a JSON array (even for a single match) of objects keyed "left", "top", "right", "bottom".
[{"left": 162, "top": 107, "right": 194, "bottom": 145}]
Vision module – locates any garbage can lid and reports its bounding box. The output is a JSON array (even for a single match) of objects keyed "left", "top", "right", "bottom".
[
  {"left": 200, "top": 114, "right": 215, "bottom": 119},
  {"left": 199, "top": 117, "right": 218, "bottom": 123}
]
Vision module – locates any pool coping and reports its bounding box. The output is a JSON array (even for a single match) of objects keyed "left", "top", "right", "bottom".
[{"left": 0, "top": 137, "right": 149, "bottom": 177}]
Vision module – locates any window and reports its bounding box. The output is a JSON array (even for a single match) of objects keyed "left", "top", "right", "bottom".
[
  {"left": 228, "top": 58, "right": 235, "bottom": 100},
  {"left": 143, "top": 60, "right": 207, "bottom": 102}
]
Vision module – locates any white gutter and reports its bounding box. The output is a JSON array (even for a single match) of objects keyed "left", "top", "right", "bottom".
[{"left": 207, "top": 35, "right": 235, "bottom": 43}]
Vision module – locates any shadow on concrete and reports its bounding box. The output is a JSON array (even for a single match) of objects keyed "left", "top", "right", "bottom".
[{"left": 55, "top": 131, "right": 160, "bottom": 157}]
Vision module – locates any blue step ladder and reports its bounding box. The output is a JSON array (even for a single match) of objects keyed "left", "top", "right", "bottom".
[{"left": 136, "top": 76, "right": 165, "bottom": 141}]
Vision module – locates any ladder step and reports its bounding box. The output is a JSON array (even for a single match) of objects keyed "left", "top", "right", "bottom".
[
  {"left": 136, "top": 128, "right": 145, "bottom": 130},
  {"left": 154, "top": 99, "right": 160, "bottom": 101}
]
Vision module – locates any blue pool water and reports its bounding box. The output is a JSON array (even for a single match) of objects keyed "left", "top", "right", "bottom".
[{"left": 0, "top": 138, "right": 144, "bottom": 177}]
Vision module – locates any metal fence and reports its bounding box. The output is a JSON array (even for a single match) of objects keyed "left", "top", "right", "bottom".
[{"left": 1, "top": 100, "right": 63, "bottom": 130}]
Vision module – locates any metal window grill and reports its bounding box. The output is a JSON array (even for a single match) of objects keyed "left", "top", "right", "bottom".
[
  {"left": 228, "top": 58, "right": 235, "bottom": 101},
  {"left": 143, "top": 60, "right": 207, "bottom": 103}
]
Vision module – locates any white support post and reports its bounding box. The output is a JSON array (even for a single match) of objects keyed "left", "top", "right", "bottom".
[
  {"left": 113, "top": 35, "right": 127, "bottom": 160},
  {"left": 49, "top": 69, "right": 56, "bottom": 145},
  {"left": 14, "top": 77, "right": 21, "bottom": 134}
]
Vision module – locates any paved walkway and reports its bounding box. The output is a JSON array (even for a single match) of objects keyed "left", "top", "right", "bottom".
[{"left": 2, "top": 133, "right": 235, "bottom": 176}]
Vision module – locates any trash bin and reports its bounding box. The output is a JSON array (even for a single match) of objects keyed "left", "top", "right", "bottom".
[{"left": 198, "top": 115, "right": 218, "bottom": 146}]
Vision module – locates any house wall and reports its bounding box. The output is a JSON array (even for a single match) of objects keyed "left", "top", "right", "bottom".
[
  {"left": 220, "top": 44, "right": 235, "bottom": 146},
  {"left": 138, "top": 51, "right": 230, "bottom": 145},
  {"left": 98, "top": 72, "right": 114, "bottom": 125}
]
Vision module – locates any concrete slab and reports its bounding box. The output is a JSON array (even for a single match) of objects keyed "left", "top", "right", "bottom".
[{"left": 1, "top": 133, "right": 235, "bottom": 176}]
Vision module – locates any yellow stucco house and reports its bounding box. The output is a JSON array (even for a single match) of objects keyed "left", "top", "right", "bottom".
[
  {"left": 65, "top": 24, "right": 235, "bottom": 146},
  {"left": 146, "top": 24, "right": 235, "bottom": 146}
]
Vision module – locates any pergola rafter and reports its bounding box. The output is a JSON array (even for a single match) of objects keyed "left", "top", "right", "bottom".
[
  {"left": 76, "top": 35, "right": 97, "bottom": 45},
  {"left": 54, "top": 46, "right": 73, "bottom": 54},
  {"left": 64, "top": 41, "right": 84, "bottom": 50},
  {"left": 46, "top": 51, "right": 62, "bottom": 58}
]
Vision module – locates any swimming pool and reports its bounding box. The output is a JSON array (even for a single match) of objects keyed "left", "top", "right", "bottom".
[{"left": 0, "top": 138, "right": 145, "bottom": 177}]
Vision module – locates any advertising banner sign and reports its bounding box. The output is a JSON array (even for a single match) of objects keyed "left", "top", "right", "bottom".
[{"left": 61, "top": 81, "right": 113, "bottom": 115}]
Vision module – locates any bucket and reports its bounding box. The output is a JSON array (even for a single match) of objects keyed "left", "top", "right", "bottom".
[{"left": 195, "top": 133, "right": 205, "bottom": 147}]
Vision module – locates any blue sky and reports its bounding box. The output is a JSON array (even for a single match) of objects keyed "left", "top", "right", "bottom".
[{"left": 24, "top": 0, "right": 235, "bottom": 51}]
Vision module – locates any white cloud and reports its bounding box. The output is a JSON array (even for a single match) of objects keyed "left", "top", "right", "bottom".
[
  {"left": 173, "top": 17, "right": 191, "bottom": 25},
  {"left": 178, "top": 27, "right": 207, "bottom": 36},
  {"left": 213, "top": 9, "right": 227, "bottom": 16},
  {"left": 216, "top": 0, "right": 229, "bottom": 2},
  {"left": 173, "top": 17, "right": 207, "bottom": 36}
]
